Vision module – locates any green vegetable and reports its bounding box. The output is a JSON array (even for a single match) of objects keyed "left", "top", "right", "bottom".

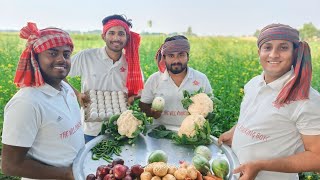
[
  {"left": 91, "top": 139, "right": 123, "bottom": 161},
  {"left": 194, "top": 145, "right": 212, "bottom": 161},
  {"left": 192, "top": 154, "right": 210, "bottom": 174},
  {"left": 148, "top": 150, "right": 168, "bottom": 163},
  {"left": 211, "top": 155, "right": 229, "bottom": 179},
  {"left": 148, "top": 125, "right": 176, "bottom": 139}
]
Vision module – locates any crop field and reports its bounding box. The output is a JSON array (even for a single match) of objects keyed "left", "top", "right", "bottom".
[{"left": 0, "top": 32, "right": 319, "bottom": 179}]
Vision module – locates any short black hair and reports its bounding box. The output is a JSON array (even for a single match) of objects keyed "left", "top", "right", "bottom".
[
  {"left": 164, "top": 35, "right": 188, "bottom": 43},
  {"left": 102, "top": 14, "right": 132, "bottom": 28}
]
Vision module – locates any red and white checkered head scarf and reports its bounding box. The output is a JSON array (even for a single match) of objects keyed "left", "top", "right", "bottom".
[
  {"left": 155, "top": 38, "right": 190, "bottom": 73},
  {"left": 14, "top": 22, "right": 73, "bottom": 88},
  {"left": 257, "top": 24, "right": 312, "bottom": 108},
  {"left": 102, "top": 19, "right": 143, "bottom": 97}
]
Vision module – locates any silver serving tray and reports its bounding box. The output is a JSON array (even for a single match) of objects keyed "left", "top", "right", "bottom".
[{"left": 73, "top": 132, "right": 240, "bottom": 180}]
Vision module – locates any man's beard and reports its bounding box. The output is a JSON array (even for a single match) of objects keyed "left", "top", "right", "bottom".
[{"left": 166, "top": 62, "right": 187, "bottom": 74}]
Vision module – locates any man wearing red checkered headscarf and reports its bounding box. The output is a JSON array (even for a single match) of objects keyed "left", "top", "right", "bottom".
[
  {"left": 2, "top": 22, "right": 85, "bottom": 180},
  {"left": 67, "top": 14, "right": 144, "bottom": 142}
]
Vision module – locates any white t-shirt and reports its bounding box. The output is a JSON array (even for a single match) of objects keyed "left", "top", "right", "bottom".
[
  {"left": 2, "top": 82, "right": 85, "bottom": 178},
  {"left": 140, "top": 67, "right": 212, "bottom": 130},
  {"left": 69, "top": 47, "right": 128, "bottom": 135},
  {"left": 232, "top": 69, "right": 320, "bottom": 180}
]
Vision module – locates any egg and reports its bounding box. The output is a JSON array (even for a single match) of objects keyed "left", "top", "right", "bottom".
[
  {"left": 104, "top": 91, "right": 111, "bottom": 97},
  {"left": 118, "top": 98, "right": 126, "bottom": 103},
  {"left": 118, "top": 91, "right": 124, "bottom": 96},
  {"left": 97, "top": 95, "right": 104, "bottom": 100},
  {"left": 120, "top": 107, "right": 127, "bottom": 112},
  {"left": 99, "top": 112, "right": 106, "bottom": 119},
  {"left": 97, "top": 90, "right": 103, "bottom": 96},
  {"left": 98, "top": 108, "right": 105, "bottom": 113},
  {"left": 90, "top": 112, "right": 98, "bottom": 119},
  {"left": 106, "top": 112, "right": 113, "bottom": 119},
  {"left": 111, "top": 91, "right": 117, "bottom": 96},
  {"left": 90, "top": 108, "right": 97, "bottom": 113},
  {"left": 89, "top": 90, "right": 96, "bottom": 95},
  {"left": 106, "top": 108, "right": 113, "bottom": 113},
  {"left": 90, "top": 98, "right": 97, "bottom": 104},
  {"left": 105, "top": 104, "right": 112, "bottom": 109},
  {"left": 119, "top": 102, "right": 127, "bottom": 108},
  {"left": 90, "top": 103, "right": 97, "bottom": 109},
  {"left": 98, "top": 104, "right": 105, "bottom": 109}
]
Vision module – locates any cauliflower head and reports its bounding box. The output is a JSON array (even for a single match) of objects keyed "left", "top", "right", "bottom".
[
  {"left": 188, "top": 93, "right": 213, "bottom": 117},
  {"left": 178, "top": 114, "right": 206, "bottom": 137},
  {"left": 117, "top": 110, "right": 142, "bottom": 138}
]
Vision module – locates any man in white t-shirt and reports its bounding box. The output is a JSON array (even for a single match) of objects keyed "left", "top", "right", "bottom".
[
  {"left": 67, "top": 14, "right": 144, "bottom": 142},
  {"left": 139, "top": 35, "right": 212, "bottom": 130},
  {"left": 1, "top": 22, "right": 85, "bottom": 180},
  {"left": 218, "top": 24, "right": 320, "bottom": 180}
]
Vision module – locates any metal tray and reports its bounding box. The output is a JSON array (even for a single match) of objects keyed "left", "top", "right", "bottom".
[{"left": 73, "top": 133, "right": 240, "bottom": 180}]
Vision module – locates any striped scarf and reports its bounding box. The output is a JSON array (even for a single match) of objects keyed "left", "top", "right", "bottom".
[
  {"left": 257, "top": 24, "right": 312, "bottom": 108},
  {"left": 102, "top": 20, "right": 143, "bottom": 96},
  {"left": 155, "top": 39, "right": 190, "bottom": 73},
  {"left": 14, "top": 22, "right": 73, "bottom": 88}
]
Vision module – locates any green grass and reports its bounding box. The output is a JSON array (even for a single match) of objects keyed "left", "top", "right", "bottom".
[{"left": 0, "top": 33, "right": 319, "bottom": 179}]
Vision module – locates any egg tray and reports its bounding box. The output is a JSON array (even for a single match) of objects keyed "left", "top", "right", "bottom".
[{"left": 84, "top": 90, "right": 128, "bottom": 122}]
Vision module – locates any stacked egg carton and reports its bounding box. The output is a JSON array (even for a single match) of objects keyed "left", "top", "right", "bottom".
[{"left": 84, "top": 90, "right": 128, "bottom": 122}]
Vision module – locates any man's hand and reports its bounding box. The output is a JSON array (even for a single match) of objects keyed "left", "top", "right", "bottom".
[
  {"left": 218, "top": 125, "right": 236, "bottom": 146},
  {"left": 233, "top": 161, "right": 261, "bottom": 180},
  {"left": 77, "top": 93, "right": 90, "bottom": 108},
  {"left": 150, "top": 109, "right": 162, "bottom": 119},
  {"left": 128, "top": 95, "right": 141, "bottom": 105}
]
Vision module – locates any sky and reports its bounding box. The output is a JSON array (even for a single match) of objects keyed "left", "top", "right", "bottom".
[{"left": 1, "top": 0, "right": 320, "bottom": 36}]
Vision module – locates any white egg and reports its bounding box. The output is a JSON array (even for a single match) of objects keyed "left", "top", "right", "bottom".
[
  {"left": 105, "top": 104, "right": 112, "bottom": 109},
  {"left": 90, "top": 103, "right": 97, "bottom": 109},
  {"left": 111, "top": 91, "right": 117, "bottom": 96},
  {"left": 120, "top": 107, "right": 127, "bottom": 112},
  {"left": 118, "top": 94, "right": 125, "bottom": 99},
  {"left": 98, "top": 108, "right": 105, "bottom": 113},
  {"left": 98, "top": 104, "right": 105, "bottom": 109},
  {"left": 112, "top": 100, "right": 119, "bottom": 105},
  {"left": 97, "top": 90, "right": 103, "bottom": 96},
  {"left": 89, "top": 90, "right": 96, "bottom": 95},
  {"left": 106, "top": 112, "right": 113, "bottom": 119},
  {"left": 113, "top": 108, "right": 120, "bottom": 112},
  {"left": 118, "top": 91, "right": 124, "bottom": 96},
  {"left": 112, "top": 104, "right": 119, "bottom": 109},
  {"left": 114, "top": 111, "right": 121, "bottom": 115},
  {"left": 97, "top": 95, "right": 104, "bottom": 100},
  {"left": 90, "top": 108, "right": 97, "bottom": 113},
  {"left": 99, "top": 112, "right": 106, "bottom": 119},
  {"left": 118, "top": 98, "right": 126, "bottom": 103},
  {"left": 90, "top": 112, "right": 98, "bottom": 119},
  {"left": 119, "top": 102, "right": 127, "bottom": 108},
  {"left": 89, "top": 93, "right": 97, "bottom": 99},
  {"left": 106, "top": 108, "right": 113, "bottom": 113},
  {"left": 90, "top": 98, "right": 97, "bottom": 104},
  {"left": 104, "top": 91, "right": 111, "bottom": 96}
]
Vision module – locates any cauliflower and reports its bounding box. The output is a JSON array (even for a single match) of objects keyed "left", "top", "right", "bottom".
[
  {"left": 188, "top": 93, "right": 213, "bottom": 117},
  {"left": 178, "top": 114, "right": 206, "bottom": 137},
  {"left": 117, "top": 110, "right": 142, "bottom": 138},
  {"left": 101, "top": 108, "right": 149, "bottom": 144}
]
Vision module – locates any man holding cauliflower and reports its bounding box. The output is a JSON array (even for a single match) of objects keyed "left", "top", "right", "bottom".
[{"left": 139, "top": 35, "right": 213, "bottom": 130}]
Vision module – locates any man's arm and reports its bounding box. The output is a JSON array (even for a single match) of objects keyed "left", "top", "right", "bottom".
[
  {"left": 234, "top": 134, "right": 320, "bottom": 180},
  {"left": 63, "top": 78, "right": 90, "bottom": 107},
  {"left": 139, "top": 101, "right": 162, "bottom": 119},
  {"left": 1, "top": 144, "right": 74, "bottom": 179}
]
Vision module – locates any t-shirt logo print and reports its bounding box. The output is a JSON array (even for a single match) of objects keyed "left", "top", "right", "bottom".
[
  {"left": 193, "top": 80, "right": 200, "bottom": 86},
  {"left": 120, "top": 66, "right": 126, "bottom": 72}
]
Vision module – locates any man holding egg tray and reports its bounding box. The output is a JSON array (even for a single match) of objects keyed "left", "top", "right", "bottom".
[
  {"left": 66, "top": 14, "right": 144, "bottom": 143},
  {"left": 139, "top": 35, "right": 213, "bottom": 130}
]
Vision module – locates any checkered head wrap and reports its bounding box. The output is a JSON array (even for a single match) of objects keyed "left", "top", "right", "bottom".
[
  {"left": 257, "top": 23, "right": 312, "bottom": 108},
  {"left": 102, "top": 19, "right": 143, "bottom": 96},
  {"left": 155, "top": 39, "right": 190, "bottom": 73},
  {"left": 14, "top": 22, "right": 73, "bottom": 88}
]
